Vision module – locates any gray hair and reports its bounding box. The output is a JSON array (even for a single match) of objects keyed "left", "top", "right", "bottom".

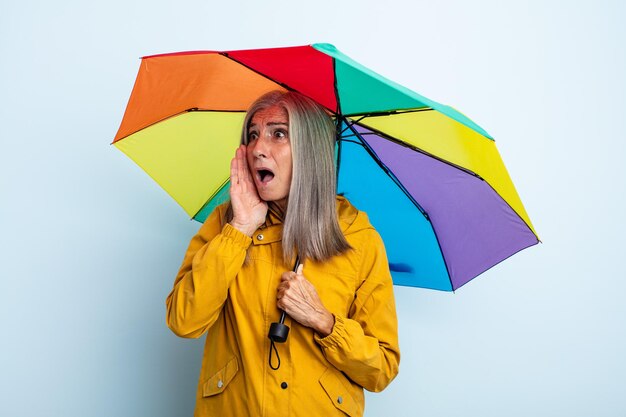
[{"left": 239, "top": 90, "right": 351, "bottom": 263}]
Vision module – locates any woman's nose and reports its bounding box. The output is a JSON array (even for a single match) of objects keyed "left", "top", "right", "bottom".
[{"left": 250, "top": 136, "right": 268, "bottom": 158}]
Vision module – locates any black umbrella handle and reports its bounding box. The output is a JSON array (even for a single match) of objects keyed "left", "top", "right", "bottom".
[{"left": 268, "top": 257, "right": 300, "bottom": 343}]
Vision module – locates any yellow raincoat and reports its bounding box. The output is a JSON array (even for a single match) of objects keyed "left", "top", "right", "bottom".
[{"left": 166, "top": 196, "right": 400, "bottom": 417}]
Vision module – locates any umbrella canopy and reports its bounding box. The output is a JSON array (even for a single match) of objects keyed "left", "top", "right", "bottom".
[{"left": 113, "top": 43, "right": 539, "bottom": 291}]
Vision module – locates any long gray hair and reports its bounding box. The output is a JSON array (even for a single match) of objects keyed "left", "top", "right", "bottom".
[{"left": 236, "top": 90, "right": 351, "bottom": 263}]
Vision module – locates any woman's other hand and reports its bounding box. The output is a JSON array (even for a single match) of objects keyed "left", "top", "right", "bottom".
[
  {"left": 229, "top": 144, "right": 268, "bottom": 236},
  {"left": 276, "top": 264, "right": 335, "bottom": 337}
]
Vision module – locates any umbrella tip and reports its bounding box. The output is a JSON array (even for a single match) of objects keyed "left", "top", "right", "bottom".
[{"left": 312, "top": 43, "right": 337, "bottom": 52}]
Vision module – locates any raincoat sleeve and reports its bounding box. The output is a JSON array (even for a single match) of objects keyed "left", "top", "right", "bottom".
[
  {"left": 166, "top": 206, "right": 252, "bottom": 338},
  {"left": 314, "top": 229, "right": 400, "bottom": 392}
]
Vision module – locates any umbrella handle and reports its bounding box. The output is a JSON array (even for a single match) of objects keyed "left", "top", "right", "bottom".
[
  {"left": 267, "top": 257, "right": 300, "bottom": 370},
  {"left": 268, "top": 256, "right": 299, "bottom": 344}
]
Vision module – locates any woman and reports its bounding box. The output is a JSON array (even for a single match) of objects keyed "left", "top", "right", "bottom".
[{"left": 166, "top": 91, "right": 400, "bottom": 417}]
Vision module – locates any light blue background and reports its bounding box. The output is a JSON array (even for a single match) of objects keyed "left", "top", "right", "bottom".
[{"left": 1, "top": 0, "right": 625, "bottom": 416}]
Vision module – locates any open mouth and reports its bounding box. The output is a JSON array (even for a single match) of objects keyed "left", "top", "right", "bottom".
[{"left": 257, "top": 169, "right": 275, "bottom": 184}]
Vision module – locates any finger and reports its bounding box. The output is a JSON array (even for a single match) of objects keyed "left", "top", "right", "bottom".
[
  {"left": 281, "top": 272, "right": 295, "bottom": 282},
  {"left": 236, "top": 145, "right": 245, "bottom": 185},
  {"left": 230, "top": 155, "right": 239, "bottom": 187},
  {"left": 234, "top": 146, "right": 245, "bottom": 185},
  {"left": 238, "top": 144, "right": 249, "bottom": 176},
  {"left": 296, "top": 264, "right": 304, "bottom": 277},
  {"left": 277, "top": 292, "right": 288, "bottom": 308},
  {"left": 237, "top": 145, "right": 251, "bottom": 184}
]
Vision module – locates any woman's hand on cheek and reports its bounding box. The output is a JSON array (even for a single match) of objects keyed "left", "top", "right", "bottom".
[
  {"left": 229, "top": 144, "right": 267, "bottom": 236},
  {"left": 276, "top": 264, "right": 335, "bottom": 337}
]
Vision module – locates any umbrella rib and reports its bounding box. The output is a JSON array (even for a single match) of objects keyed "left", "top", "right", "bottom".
[
  {"left": 219, "top": 52, "right": 292, "bottom": 91},
  {"left": 344, "top": 107, "right": 435, "bottom": 118},
  {"left": 335, "top": 118, "right": 344, "bottom": 190},
  {"left": 350, "top": 117, "right": 540, "bottom": 240},
  {"left": 337, "top": 138, "right": 362, "bottom": 145},
  {"left": 340, "top": 116, "right": 366, "bottom": 135},
  {"left": 113, "top": 108, "right": 246, "bottom": 144},
  {"left": 192, "top": 109, "right": 247, "bottom": 113},
  {"left": 219, "top": 52, "right": 338, "bottom": 114},
  {"left": 340, "top": 111, "right": 432, "bottom": 135},
  {"left": 113, "top": 108, "right": 196, "bottom": 143},
  {"left": 344, "top": 120, "right": 460, "bottom": 292},
  {"left": 191, "top": 178, "right": 231, "bottom": 220},
  {"left": 348, "top": 118, "right": 484, "bottom": 180},
  {"left": 332, "top": 57, "right": 341, "bottom": 115},
  {"left": 343, "top": 119, "right": 430, "bottom": 221}
]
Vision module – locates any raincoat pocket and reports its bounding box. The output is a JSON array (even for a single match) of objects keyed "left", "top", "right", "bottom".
[
  {"left": 202, "top": 356, "right": 239, "bottom": 397},
  {"left": 319, "top": 368, "right": 361, "bottom": 416}
]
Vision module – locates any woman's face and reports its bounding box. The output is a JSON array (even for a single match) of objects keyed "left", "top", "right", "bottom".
[{"left": 246, "top": 105, "right": 293, "bottom": 209}]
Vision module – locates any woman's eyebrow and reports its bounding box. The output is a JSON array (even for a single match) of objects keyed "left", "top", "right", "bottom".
[{"left": 248, "top": 121, "right": 288, "bottom": 129}]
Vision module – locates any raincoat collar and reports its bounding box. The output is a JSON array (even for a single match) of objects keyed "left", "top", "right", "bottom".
[{"left": 251, "top": 196, "right": 370, "bottom": 246}]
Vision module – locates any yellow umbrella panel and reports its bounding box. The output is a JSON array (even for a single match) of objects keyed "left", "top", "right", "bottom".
[{"left": 114, "top": 111, "right": 245, "bottom": 218}]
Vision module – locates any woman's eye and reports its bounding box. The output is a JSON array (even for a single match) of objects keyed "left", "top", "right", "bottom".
[
  {"left": 274, "top": 129, "right": 287, "bottom": 139},
  {"left": 248, "top": 132, "right": 258, "bottom": 141}
]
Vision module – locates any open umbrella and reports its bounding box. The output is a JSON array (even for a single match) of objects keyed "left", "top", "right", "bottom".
[{"left": 113, "top": 43, "right": 539, "bottom": 291}]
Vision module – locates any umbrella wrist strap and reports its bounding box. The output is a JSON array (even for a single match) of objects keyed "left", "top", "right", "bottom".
[
  {"left": 268, "top": 340, "right": 281, "bottom": 370},
  {"left": 267, "top": 256, "right": 299, "bottom": 371}
]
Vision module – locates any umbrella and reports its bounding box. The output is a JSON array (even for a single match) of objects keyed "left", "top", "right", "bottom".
[{"left": 113, "top": 43, "right": 539, "bottom": 291}]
